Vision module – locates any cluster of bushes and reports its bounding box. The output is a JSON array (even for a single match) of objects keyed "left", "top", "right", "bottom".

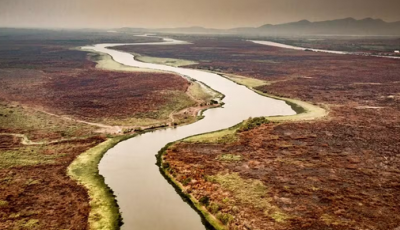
[
  {"left": 199, "top": 196, "right": 234, "bottom": 225},
  {"left": 238, "top": 117, "right": 269, "bottom": 132},
  {"left": 181, "top": 177, "right": 191, "bottom": 186}
]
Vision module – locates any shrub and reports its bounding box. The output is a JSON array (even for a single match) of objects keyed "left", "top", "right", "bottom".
[
  {"left": 238, "top": 117, "right": 269, "bottom": 132},
  {"left": 23, "top": 219, "right": 39, "bottom": 228},
  {"left": 0, "top": 200, "right": 8, "bottom": 207},
  {"left": 210, "top": 100, "right": 218, "bottom": 105},
  {"left": 232, "top": 206, "right": 239, "bottom": 213},
  {"left": 216, "top": 212, "right": 234, "bottom": 225},
  {"left": 162, "top": 162, "right": 170, "bottom": 169},
  {"left": 209, "top": 202, "right": 220, "bottom": 214},
  {"left": 270, "top": 211, "right": 290, "bottom": 223},
  {"left": 182, "top": 177, "right": 191, "bottom": 186},
  {"left": 199, "top": 196, "right": 210, "bottom": 206},
  {"left": 217, "top": 154, "right": 242, "bottom": 161}
]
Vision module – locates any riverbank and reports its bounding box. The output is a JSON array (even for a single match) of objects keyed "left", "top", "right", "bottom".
[
  {"left": 68, "top": 135, "right": 134, "bottom": 230},
  {"left": 161, "top": 82, "right": 400, "bottom": 229},
  {"left": 145, "top": 37, "right": 400, "bottom": 229},
  {"left": 110, "top": 43, "right": 328, "bottom": 229},
  {"left": 156, "top": 77, "right": 320, "bottom": 229},
  {"left": 157, "top": 119, "right": 278, "bottom": 230},
  {"left": 251, "top": 37, "right": 400, "bottom": 59},
  {"left": 91, "top": 39, "right": 295, "bottom": 230},
  {"left": 217, "top": 72, "right": 328, "bottom": 122},
  {"left": 84, "top": 47, "right": 223, "bottom": 130},
  {"left": 63, "top": 43, "right": 227, "bottom": 230},
  {"left": 0, "top": 31, "right": 222, "bottom": 229},
  {"left": 0, "top": 132, "right": 106, "bottom": 229},
  {"left": 149, "top": 58, "right": 323, "bottom": 229}
]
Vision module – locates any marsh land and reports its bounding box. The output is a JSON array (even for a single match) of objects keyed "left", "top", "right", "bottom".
[
  {"left": 128, "top": 35, "right": 400, "bottom": 230},
  {"left": 1, "top": 29, "right": 399, "bottom": 230},
  {"left": 0, "top": 30, "right": 217, "bottom": 229}
]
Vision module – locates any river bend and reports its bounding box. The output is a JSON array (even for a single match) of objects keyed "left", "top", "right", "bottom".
[{"left": 83, "top": 38, "right": 296, "bottom": 230}]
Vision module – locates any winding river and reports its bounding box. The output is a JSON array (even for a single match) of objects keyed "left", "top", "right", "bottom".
[{"left": 83, "top": 38, "right": 296, "bottom": 230}]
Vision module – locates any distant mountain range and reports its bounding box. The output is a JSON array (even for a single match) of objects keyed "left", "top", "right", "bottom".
[{"left": 118, "top": 18, "right": 400, "bottom": 36}]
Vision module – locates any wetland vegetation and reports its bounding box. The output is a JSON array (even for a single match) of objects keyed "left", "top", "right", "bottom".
[
  {"left": 0, "top": 29, "right": 219, "bottom": 229},
  {"left": 1, "top": 28, "right": 399, "bottom": 230}
]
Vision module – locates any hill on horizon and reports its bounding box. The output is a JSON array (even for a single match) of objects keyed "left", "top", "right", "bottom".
[{"left": 118, "top": 17, "right": 400, "bottom": 36}]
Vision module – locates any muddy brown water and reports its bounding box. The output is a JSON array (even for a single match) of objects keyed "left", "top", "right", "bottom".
[{"left": 83, "top": 38, "right": 296, "bottom": 230}]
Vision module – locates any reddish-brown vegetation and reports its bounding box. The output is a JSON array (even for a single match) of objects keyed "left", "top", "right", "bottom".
[
  {"left": 0, "top": 30, "right": 186, "bottom": 229},
  {"left": 166, "top": 108, "right": 400, "bottom": 229},
  {"left": 145, "top": 38, "right": 400, "bottom": 229},
  {"left": 266, "top": 37, "right": 400, "bottom": 54},
  {"left": 0, "top": 37, "right": 191, "bottom": 123},
  {"left": 2, "top": 31, "right": 399, "bottom": 229},
  {"left": 0, "top": 135, "right": 21, "bottom": 149},
  {"left": 0, "top": 68, "right": 190, "bottom": 122},
  {"left": 0, "top": 136, "right": 106, "bottom": 229}
]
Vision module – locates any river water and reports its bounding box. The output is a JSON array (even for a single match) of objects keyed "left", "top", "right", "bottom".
[
  {"left": 250, "top": 40, "right": 347, "bottom": 54},
  {"left": 250, "top": 40, "right": 400, "bottom": 59},
  {"left": 83, "top": 38, "right": 295, "bottom": 230}
]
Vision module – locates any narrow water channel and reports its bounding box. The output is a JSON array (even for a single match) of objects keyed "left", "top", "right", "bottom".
[
  {"left": 83, "top": 38, "right": 296, "bottom": 230},
  {"left": 250, "top": 40, "right": 400, "bottom": 59}
]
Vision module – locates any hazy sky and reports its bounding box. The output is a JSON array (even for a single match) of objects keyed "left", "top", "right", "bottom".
[{"left": 1, "top": 0, "right": 399, "bottom": 29}]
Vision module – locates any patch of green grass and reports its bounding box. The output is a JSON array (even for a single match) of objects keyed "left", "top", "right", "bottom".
[
  {"left": 217, "top": 154, "right": 242, "bottom": 161},
  {"left": 184, "top": 117, "right": 270, "bottom": 144},
  {"left": 254, "top": 89, "right": 328, "bottom": 121},
  {"left": 208, "top": 173, "right": 272, "bottom": 209},
  {"left": 10, "top": 218, "right": 40, "bottom": 229},
  {"left": 184, "top": 127, "right": 238, "bottom": 144},
  {"left": 135, "top": 54, "right": 198, "bottom": 67},
  {"left": 225, "top": 74, "right": 269, "bottom": 88},
  {"left": 182, "top": 177, "right": 192, "bottom": 186},
  {"left": 188, "top": 82, "right": 215, "bottom": 102},
  {"left": 238, "top": 117, "right": 269, "bottom": 132},
  {"left": 0, "top": 200, "right": 8, "bottom": 207},
  {"left": 270, "top": 211, "right": 290, "bottom": 223},
  {"left": 25, "top": 179, "right": 41, "bottom": 186},
  {"left": 216, "top": 212, "right": 234, "bottom": 225},
  {"left": 101, "top": 116, "right": 169, "bottom": 128},
  {"left": 0, "top": 145, "right": 67, "bottom": 169},
  {"left": 101, "top": 91, "right": 196, "bottom": 126},
  {"left": 67, "top": 135, "right": 135, "bottom": 230},
  {"left": 23, "top": 219, "right": 39, "bottom": 228},
  {"left": 184, "top": 117, "right": 267, "bottom": 144},
  {"left": 0, "top": 104, "right": 96, "bottom": 141},
  {"left": 219, "top": 73, "right": 328, "bottom": 121},
  {"left": 208, "top": 173, "right": 290, "bottom": 223},
  {"left": 320, "top": 214, "right": 341, "bottom": 226},
  {"left": 87, "top": 52, "right": 161, "bottom": 73},
  {"left": 320, "top": 213, "right": 354, "bottom": 226},
  {"left": 9, "top": 213, "right": 21, "bottom": 219},
  {"left": 209, "top": 202, "right": 220, "bottom": 214}
]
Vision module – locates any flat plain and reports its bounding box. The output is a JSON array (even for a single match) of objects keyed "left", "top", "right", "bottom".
[
  {"left": 128, "top": 36, "right": 400, "bottom": 229},
  {"left": 1, "top": 29, "right": 399, "bottom": 230},
  {"left": 0, "top": 30, "right": 216, "bottom": 229}
]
